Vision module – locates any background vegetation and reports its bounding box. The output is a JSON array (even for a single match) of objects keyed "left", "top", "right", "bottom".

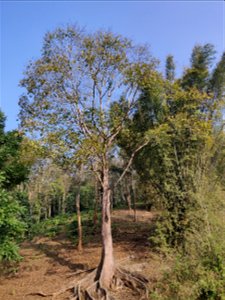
[{"left": 0, "top": 27, "right": 224, "bottom": 299}]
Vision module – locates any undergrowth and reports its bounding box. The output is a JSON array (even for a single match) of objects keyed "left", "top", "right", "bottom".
[{"left": 150, "top": 180, "right": 225, "bottom": 300}]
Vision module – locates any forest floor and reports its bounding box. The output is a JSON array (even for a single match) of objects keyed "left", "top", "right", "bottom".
[{"left": 0, "top": 209, "right": 168, "bottom": 300}]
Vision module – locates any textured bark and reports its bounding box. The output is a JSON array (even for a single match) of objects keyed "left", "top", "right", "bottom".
[{"left": 96, "top": 166, "right": 115, "bottom": 288}]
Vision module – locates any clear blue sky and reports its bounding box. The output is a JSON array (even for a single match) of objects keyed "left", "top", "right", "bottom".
[{"left": 1, "top": 1, "right": 224, "bottom": 131}]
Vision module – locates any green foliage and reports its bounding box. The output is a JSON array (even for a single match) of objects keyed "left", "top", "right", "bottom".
[
  {"left": 151, "top": 251, "right": 225, "bottom": 300},
  {"left": 150, "top": 165, "right": 225, "bottom": 299},
  {"left": 125, "top": 83, "right": 215, "bottom": 247},
  {"left": 119, "top": 43, "right": 224, "bottom": 249},
  {"left": 80, "top": 184, "right": 95, "bottom": 210},
  {"left": 28, "top": 214, "right": 71, "bottom": 238},
  {"left": 165, "top": 55, "right": 175, "bottom": 82},
  {"left": 210, "top": 52, "right": 225, "bottom": 98},
  {"left": 181, "top": 43, "right": 216, "bottom": 91},
  {"left": 0, "top": 241, "right": 21, "bottom": 262},
  {"left": 0, "top": 174, "right": 27, "bottom": 262},
  {"left": 67, "top": 211, "right": 101, "bottom": 244},
  {"left": 0, "top": 111, "right": 29, "bottom": 189}
]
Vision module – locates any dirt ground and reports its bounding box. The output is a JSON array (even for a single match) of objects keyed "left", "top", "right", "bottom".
[{"left": 0, "top": 210, "right": 165, "bottom": 300}]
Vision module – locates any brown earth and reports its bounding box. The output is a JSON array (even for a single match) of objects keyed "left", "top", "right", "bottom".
[{"left": 0, "top": 210, "right": 166, "bottom": 300}]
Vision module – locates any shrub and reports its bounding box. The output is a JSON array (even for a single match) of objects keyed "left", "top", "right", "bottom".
[
  {"left": 150, "top": 178, "right": 225, "bottom": 300},
  {"left": 0, "top": 174, "right": 27, "bottom": 262}
]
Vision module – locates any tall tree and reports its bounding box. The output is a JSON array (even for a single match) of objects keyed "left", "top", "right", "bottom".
[
  {"left": 165, "top": 55, "right": 175, "bottom": 82},
  {"left": 210, "top": 52, "right": 225, "bottom": 98},
  {"left": 119, "top": 44, "right": 224, "bottom": 248},
  {"left": 19, "top": 25, "right": 155, "bottom": 297},
  {"left": 181, "top": 43, "right": 216, "bottom": 91}
]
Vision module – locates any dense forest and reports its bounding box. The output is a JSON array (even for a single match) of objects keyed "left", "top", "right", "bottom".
[{"left": 0, "top": 26, "right": 225, "bottom": 300}]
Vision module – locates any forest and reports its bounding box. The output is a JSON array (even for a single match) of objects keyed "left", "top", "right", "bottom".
[{"left": 0, "top": 25, "right": 225, "bottom": 300}]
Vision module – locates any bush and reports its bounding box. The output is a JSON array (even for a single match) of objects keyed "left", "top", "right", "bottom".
[
  {"left": 150, "top": 179, "right": 225, "bottom": 300},
  {"left": 28, "top": 214, "right": 72, "bottom": 238},
  {"left": 0, "top": 174, "right": 27, "bottom": 262},
  {"left": 0, "top": 241, "right": 21, "bottom": 262}
]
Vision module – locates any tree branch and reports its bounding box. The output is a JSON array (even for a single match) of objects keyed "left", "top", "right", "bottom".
[{"left": 115, "top": 140, "right": 149, "bottom": 187}]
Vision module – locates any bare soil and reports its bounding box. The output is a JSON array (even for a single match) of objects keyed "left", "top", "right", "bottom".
[{"left": 0, "top": 209, "right": 166, "bottom": 300}]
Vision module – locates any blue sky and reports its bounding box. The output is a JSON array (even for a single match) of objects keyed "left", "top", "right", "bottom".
[{"left": 1, "top": 1, "right": 224, "bottom": 131}]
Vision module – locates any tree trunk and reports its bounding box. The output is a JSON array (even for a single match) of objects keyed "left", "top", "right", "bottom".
[
  {"left": 133, "top": 195, "right": 137, "bottom": 222},
  {"left": 48, "top": 203, "right": 52, "bottom": 218},
  {"left": 126, "top": 184, "right": 132, "bottom": 211},
  {"left": 96, "top": 166, "right": 115, "bottom": 288},
  {"left": 121, "top": 187, "right": 126, "bottom": 206},
  {"left": 76, "top": 184, "right": 82, "bottom": 252},
  {"left": 62, "top": 191, "right": 66, "bottom": 214},
  {"left": 131, "top": 172, "right": 137, "bottom": 222}
]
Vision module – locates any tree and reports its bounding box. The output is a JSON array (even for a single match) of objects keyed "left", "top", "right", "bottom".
[
  {"left": 0, "top": 112, "right": 28, "bottom": 261},
  {"left": 181, "top": 43, "right": 216, "bottom": 91},
  {"left": 210, "top": 52, "right": 225, "bottom": 98},
  {"left": 19, "top": 25, "right": 156, "bottom": 298},
  {"left": 0, "top": 173, "right": 27, "bottom": 262},
  {"left": 119, "top": 44, "right": 224, "bottom": 249},
  {"left": 165, "top": 55, "right": 175, "bottom": 82},
  {"left": 0, "top": 111, "right": 29, "bottom": 189}
]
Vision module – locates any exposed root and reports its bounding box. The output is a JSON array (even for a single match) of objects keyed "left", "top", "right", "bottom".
[
  {"left": 29, "top": 266, "right": 149, "bottom": 300},
  {"left": 114, "top": 267, "right": 149, "bottom": 300},
  {"left": 28, "top": 281, "right": 76, "bottom": 298}
]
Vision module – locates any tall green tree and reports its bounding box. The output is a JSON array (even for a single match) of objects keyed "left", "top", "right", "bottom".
[
  {"left": 119, "top": 44, "right": 224, "bottom": 249},
  {"left": 19, "top": 25, "right": 155, "bottom": 297},
  {"left": 210, "top": 52, "right": 225, "bottom": 98},
  {"left": 181, "top": 43, "right": 216, "bottom": 91},
  {"left": 165, "top": 55, "right": 175, "bottom": 82}
]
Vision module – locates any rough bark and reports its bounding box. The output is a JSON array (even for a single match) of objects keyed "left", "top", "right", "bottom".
[{"left": 95, "top": 166, "right": 115, "bottom": 288}]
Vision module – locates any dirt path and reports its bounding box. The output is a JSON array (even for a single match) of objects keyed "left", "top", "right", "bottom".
[{"left": 0, "top": 209, "right": 163, "bottom": 300}]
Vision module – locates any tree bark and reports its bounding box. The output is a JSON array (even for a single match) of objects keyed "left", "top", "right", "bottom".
[
  {"left": 96, "top": 166, "right": 115, "bottom": 288},
  {"left": 76, "top": 184, "right": 83, "bottom": 252}
]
